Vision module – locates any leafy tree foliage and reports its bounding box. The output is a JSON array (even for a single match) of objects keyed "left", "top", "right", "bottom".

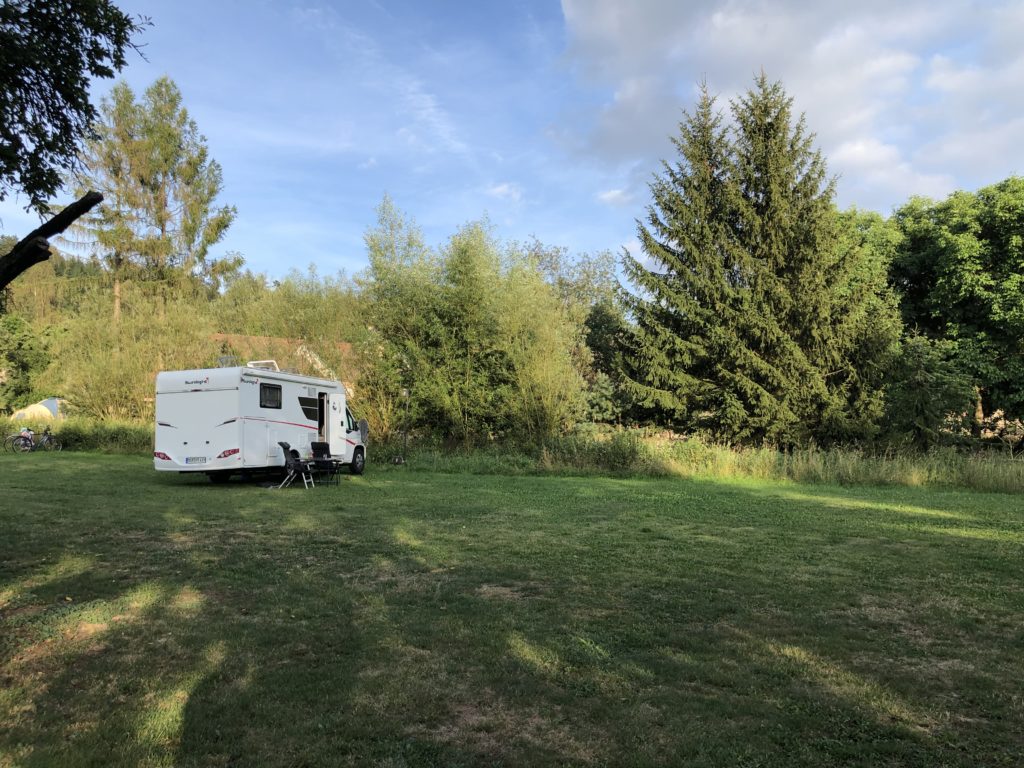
[
  {"left": 37, "top": 285, "right": 221, "bottom": 419},
  {"left": 891, "top": 177, "right": 1024, "bottom": 419},
  {"left": 0, "top": 0, "right": 146, "bottom": 212},
  {"left": 215, "top": 268, "right": 364, "bottom": 348},
  {"left": 67, "top": 77, "right": 239, "bottom": 293},
  {"left": 358, "top": 198, "right": 584, "bottom": 442},
  {"left": 623, "top": 77, "right": 900, "bottom": 445},
  {"left": 526, "top": 241, "right": 631, "bottom": 423},
  {"left": 831, "top": 209, "right": 906, "bottom": 438},
  {"left": 581, "top": 299, "right": 631, "bottom": 423},
  {"left": 357, "top": 197, "right": 440, "bottom": 438},
  {"left": 500, "top": 245, "right": 588, "bottom": 438},
  {"left": 0, "top": 312, "right": 48, "bottom": 410},
  {"left": 884, "top": 335, "right": 975, "bottom": 449},
  {"left": 1, "top": 249, "right": 105, "bottom": 324}
]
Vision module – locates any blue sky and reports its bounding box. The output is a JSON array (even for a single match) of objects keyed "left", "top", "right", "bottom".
[{"left": 2, "top": 0, "right": 1022, "bottom": 278}]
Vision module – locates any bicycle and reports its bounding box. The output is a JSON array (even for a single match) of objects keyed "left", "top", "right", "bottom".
[
  {"left": 2, "top": 433, "right": 20, "bottom": 452},
  {"left": 8, "top": 426, "right": 62, "bottom": 453}
]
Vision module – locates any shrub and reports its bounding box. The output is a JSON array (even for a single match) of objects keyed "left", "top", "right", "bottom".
[{"left": 3, "top": 417, "right": 152, "bottom": 453}]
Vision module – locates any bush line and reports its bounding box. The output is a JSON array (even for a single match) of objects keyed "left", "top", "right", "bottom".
[
  {"left": 2, "top": 418, "right": 153, "bottom": 454},
  {"left": 5, "top": 419, "right": 1021, "bottom": 493}
]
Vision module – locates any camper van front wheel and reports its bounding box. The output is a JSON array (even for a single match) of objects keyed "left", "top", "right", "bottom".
[{"left": 350, "top": 448, "right": 365, "bottom": 475}]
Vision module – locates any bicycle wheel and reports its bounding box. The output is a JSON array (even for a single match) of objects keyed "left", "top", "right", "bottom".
[
  {"left": 12, "top": 436, "right": 33, "bottom": 453},
  {"left": 3, "top": 435, "right": 18, "bottom": 452},
  {"left": 44, "top": 438, "right": 62, "bottom": 452}
]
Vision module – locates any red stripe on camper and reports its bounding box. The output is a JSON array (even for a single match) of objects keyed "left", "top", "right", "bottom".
[{"left": 241, "top": 417, "right": 318, "bottom": 430}]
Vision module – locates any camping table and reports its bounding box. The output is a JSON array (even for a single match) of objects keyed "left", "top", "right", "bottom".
[{"left": 310, "top": 457, "right": 344, "bottom": 484}]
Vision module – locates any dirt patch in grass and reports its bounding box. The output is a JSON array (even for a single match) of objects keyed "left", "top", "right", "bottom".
[
  {"left": 66, "top": 621, "right": 108, "bottom": 640},
  {"left": 849, "top": 595, "right": 930, "bottom": 635},
  {"left": 415, "top": 688, "right": 601, "bottom": 763},
  {"left": 165, "top": 531, "right": 196, "bottom": 548},
  {"left": 0, "top": 604, "right": 46, "bottom": 621},
  {"left": 475, "top": 585, "right": 548, "bottom": 606}
]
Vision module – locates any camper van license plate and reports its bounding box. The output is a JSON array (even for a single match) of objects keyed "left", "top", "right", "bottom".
[{"left": 185, "top": 456, "right": 207, "bottom": 465}]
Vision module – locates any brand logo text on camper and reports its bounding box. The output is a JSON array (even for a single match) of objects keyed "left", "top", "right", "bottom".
[{"left": 185, "top": 377, "right": 210, "bottom": 386}]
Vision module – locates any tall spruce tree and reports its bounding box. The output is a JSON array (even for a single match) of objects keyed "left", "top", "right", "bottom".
[
  {"left": 623, "top": 75, "right": 899, "bottom": 445},
  {"left": 621, "top": 84, "right": 734, "bottom": 421}
]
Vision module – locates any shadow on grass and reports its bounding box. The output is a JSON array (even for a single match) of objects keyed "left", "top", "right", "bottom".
[{"left": 2, "top": 456, "right": 1022, "bottom": 766}]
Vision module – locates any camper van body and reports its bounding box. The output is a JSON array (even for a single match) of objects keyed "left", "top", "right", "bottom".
[{"left": 154, "top": 365, "right": 365, "bottom": 478}]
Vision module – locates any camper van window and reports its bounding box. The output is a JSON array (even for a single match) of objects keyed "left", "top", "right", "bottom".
[
  {"left": 260, "top": 383, "right": 282, "bottom": 409},
  {"left": 346, "top": 408, "right": 356, "bottom": 431}
]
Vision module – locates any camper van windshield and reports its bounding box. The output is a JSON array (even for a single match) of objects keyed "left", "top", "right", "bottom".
[{"left": 260, "top": 383, "right": 282, "bottom": 409}]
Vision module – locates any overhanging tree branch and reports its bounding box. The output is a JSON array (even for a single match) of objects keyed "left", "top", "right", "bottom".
[{"left": 0, "top": 190, "right": 103, "bottom": 290}]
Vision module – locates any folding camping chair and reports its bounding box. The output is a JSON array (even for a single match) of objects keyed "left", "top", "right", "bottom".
[
  {"left": 310, "top": 441, "right": 340, "bottom": 485},
  {"left": 276, "top": 441, "right": 315, "bottom": 489}
]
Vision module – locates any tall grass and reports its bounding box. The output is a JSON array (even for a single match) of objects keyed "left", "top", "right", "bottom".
[
  {"left": 5, "top": 416, "right": 1021, "bottom": 493},
  {"left": 379, "top": 429, "right": 1024, "bottom": 494},
  {"left": 2, "top": 418, "right": 153, "bottom": 454},
  {"left": 662, "top": 438, "right": 1024, "bottom": 494}
]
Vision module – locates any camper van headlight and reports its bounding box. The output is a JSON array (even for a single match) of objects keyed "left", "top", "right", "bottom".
[{"left": 217, "top": 448, "right": 240, "bottom": 459}]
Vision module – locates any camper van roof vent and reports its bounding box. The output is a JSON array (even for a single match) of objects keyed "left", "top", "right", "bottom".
[{"left": 245, "top": 360, "right": 280, "bottom": 371}]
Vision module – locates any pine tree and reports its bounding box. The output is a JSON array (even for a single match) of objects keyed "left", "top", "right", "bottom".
[
  {"left": 725, "top": 75, "right": 840, "bottom": 443},
  {"left": 66, "top": 77, "right": 239, "bottom": 318},
  {"left": 621, "top": 84, "right": 735, "bottom": 422},
  {"left": 623, "top": 75, "right": 899, "bottom": 445}
]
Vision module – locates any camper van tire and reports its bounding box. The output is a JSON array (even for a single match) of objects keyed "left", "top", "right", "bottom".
[
  {"left": 208, "top": 472, "right": 232, "bottom": 484},
  {"left": 350, "top": 448, "right": 365, "bottom": 475}
]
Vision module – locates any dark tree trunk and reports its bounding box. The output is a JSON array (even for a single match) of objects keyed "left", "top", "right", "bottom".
[
  {"left": 0, "top": 191, "right": 103, "bottom": 291},
  {"left": 973, "top": 387, "right": 985, "bottom": 437}
]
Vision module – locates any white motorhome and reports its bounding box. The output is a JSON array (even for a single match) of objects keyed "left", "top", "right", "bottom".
[{"left": 153, "top": 362, "right": 367, "bottom": 482}]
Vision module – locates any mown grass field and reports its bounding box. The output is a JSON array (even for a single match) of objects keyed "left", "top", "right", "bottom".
[{"left": 1, "top": 454, "right": 1022, "bottom": 767}]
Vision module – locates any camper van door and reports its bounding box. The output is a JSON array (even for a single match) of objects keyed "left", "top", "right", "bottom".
[{"left": 327, "top": 393, "right": 352, "bottom": 462}]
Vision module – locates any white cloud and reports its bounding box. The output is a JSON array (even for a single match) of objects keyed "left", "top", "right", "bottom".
[
  {"left": 621, "top": 237, "right": 641, "bottom": 257},
  {"left": 597, "top": 188, "right": 632, "bottom": 206},
  {"left": 486, "top": 182, "right": 523, "bottom": 202},
  {"left": 916, "top": 117, "right": 1024, "bottom": 182},
  {"left": 924, "top": 52, "right": 1024, "bottom": 118},
  {"left": 397, "top": 78, "right": 469, "bottom": 157},
  {"left": 286, "top": 5, "right": 472, "bottom": 162},
  {"left": 831, "top": 138, "right": 954, "bottom": 202},
  {"left": 559, "top": 0, "right": 1024, "bottom": 211}
]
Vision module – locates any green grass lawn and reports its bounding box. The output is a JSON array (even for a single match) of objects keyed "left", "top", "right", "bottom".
[{"left": 1, "top": 454, "right": 1022, "bottom": 767}]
